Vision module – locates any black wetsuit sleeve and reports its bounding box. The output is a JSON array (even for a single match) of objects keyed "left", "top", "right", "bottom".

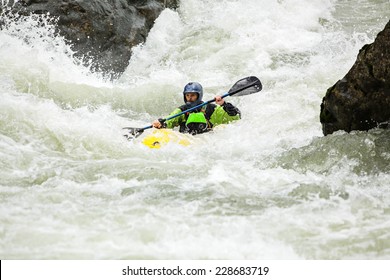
[{"left": 222, "top": 102, "right": 241, "bottom": 116}]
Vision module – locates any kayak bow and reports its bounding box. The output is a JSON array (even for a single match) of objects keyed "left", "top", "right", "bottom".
[{"left": 142, "top": 129, "right": 192, "bottom": 149}]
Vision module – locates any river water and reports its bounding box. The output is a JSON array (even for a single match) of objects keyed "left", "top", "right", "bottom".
[{"left": 1, "top": 0, "right": 389, "bottom": 259}]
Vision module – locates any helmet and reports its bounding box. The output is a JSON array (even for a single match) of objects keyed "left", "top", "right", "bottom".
[{"left": 183, "top": 82, "right": 203, "bottom": 102}]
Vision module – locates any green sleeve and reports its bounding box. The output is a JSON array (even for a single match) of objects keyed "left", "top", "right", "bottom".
[
  {"left": 164, "top": 108, "right": 186, "bottom": 129},
  {"left": 209, "top": 105, "right": 240, "bottom": 127}
]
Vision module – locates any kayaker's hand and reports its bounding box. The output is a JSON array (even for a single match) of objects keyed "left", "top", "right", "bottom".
[
  {"left": 152, "top": 119, "right": 162, "bottom": 129},
  {"left": 152, "top": 118, "right": 166, "bottom": 129},
  {"left": 215, "top": 95, "right": 225, "bottom": 105}
]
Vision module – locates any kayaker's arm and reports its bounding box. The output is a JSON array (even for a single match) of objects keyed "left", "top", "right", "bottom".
[
  {"left": 208, "top": 104, "right": 241, "bottom": 127},
  {"left": 222, "top": 102, "right": 241, "bottom": 116},
  {"left": 215, "top": 95, "right": 241, "bottom": 117},
  {"left": 152, "top": 108, "right": 185, "bottom": 129}
]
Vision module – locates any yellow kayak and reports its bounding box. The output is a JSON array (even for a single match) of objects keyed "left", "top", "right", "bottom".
[{"left": 142, "top": 129, "right": 192, "bottom": 149}]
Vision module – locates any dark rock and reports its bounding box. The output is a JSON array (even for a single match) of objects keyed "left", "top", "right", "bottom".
[
  {"left": 320, "top": 20, "right": 390, "bottom": 135},
  {"left": 5, "top": 0, "right": 179, "bottom": 78}
]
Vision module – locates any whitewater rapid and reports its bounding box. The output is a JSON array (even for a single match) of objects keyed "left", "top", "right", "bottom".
[{"left": 1, "top": 0, "right": 389, "bottom": 259}]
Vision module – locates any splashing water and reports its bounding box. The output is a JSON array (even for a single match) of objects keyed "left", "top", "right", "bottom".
[{"left": 1, "top": 0, "right": 389, "bottom": 259}]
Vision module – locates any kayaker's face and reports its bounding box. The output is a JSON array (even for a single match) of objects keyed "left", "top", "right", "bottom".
[{"left": 185, "top": 92, "right": 198, "bottom": 102}]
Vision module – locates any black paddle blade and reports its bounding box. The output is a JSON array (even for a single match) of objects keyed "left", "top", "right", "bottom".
[
  {"left": 228, "top": 76, "right": 262, "bottom": 96},
  {"left": 122, "top": 127, "right": 144, "bottom": 140}
]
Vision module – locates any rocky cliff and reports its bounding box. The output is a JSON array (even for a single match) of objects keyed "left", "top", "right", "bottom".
[
  {"left": 320, "top": 20, "right": 390, "bottom": 135},
  {"left": 3, "top": 0, "right": 178, "bottom": 78}
]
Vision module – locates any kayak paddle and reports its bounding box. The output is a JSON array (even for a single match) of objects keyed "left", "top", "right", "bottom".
[{"left": 123, "top": 76, "right": 262, "bottom": 139}]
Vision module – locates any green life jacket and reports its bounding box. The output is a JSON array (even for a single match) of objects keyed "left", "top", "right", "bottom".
[{"left": 185, "top": 112, "right": 208, "bottom": 134}]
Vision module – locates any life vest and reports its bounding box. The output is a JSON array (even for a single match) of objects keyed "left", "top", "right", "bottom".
[
  {"left": 185, "top": 112, "right": 208, "bottom": 134},
  {"left": 178, "top": 104, "right": 216, "bottom": 134}
]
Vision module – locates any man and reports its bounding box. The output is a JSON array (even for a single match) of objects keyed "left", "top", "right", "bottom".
[{"left": 152, "top": 82, "right": 241, "bottom": 135}]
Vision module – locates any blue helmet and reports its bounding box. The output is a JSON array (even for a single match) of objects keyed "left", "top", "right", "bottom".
[{"left": 183, "top": 82, "right": 203, "bottom": 102}]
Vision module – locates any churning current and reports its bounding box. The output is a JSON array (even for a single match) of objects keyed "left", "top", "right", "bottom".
[{"left": 0, "top": 0, "right": 389, "bottom": 259}]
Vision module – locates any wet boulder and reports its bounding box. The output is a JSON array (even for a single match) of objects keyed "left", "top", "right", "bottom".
[
  {"left": 320, "top": 20, "right": 390, "bottom": 135},
  {"left": 6, "top": 0, "right": 179, "bottom": 78}
]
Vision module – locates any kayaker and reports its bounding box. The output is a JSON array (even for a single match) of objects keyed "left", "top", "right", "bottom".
[{"left": 152, "top": 82, "right": 241, "bottom": 135}]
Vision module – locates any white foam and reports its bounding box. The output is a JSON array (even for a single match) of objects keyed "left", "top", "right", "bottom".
[{"left": 1, "top": 0, "right": 389, "bottom": 260}]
